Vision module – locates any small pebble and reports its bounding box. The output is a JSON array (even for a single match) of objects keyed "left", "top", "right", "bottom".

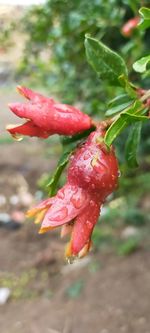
[
  {"left": 0, "top": 195, "right": 6, "bottom": 206},
  {"left": 19, "top": 192, "right": 33, "bottom": 206},
  {"left": 9, "top": 195, "right": 20, "bottom": 206},
  {"left": 121, "top": 226, "right": 139, "bottom": 239}
]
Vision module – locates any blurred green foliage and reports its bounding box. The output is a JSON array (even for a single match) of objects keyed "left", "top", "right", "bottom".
[{"left": 18, "top": 0, "right": 149, "bottom": 116}]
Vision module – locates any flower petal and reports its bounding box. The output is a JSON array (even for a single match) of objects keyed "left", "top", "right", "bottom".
[
  {"left": 71, "top": 199, "right": 101, "bottom": 255},
  {"left": 6, "top": 121, "right": 50, "bottom": 138},
  {"left": 40, "top": 184, "right": 89, "bottom": 231},
  {"left": 17, "top": 85, "right": 55, "bottom": 104},
  {"left": 26, "top": 197, "right": 53, "bottom": 218},
  {"left": 8, "top": 102, "right": 38, "bottom": 120},
  {"left": 48, "top": 103, "right": 92, "bottom": 135},
  {"left": 61, "top": 223, "right": 73, "bottom": 238}
]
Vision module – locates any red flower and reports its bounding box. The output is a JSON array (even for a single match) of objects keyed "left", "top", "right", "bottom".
[
  {"left": 7, "top": 86, "right": 92, "bottom": 139},
  {"left": 121, "top": 16, "right": 140, "bottom": 37},
  {"left": 27, "top": 129, "right": 119, "bottom": 259}
]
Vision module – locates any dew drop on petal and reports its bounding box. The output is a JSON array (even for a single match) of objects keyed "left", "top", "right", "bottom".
[
  {"left": 66, "top": 255, "right": 77, "bottom": 264},
  {"left": 57, "top": 188, "right": 65, "bottom": 199},
  {"left": 12, "top": 134, "right": 23, "bottom": 141},
  {"left": 85, "top": 176, "right": 90, "bottom": 183},
  {"left": 70, "top": 192, "right": 86, "bottom": 209},
  {"left": 90, "top": 200, "right": 95, "bottom": 207},
  {"left": 86, "top": 220, "right": 93, "bottom": 229},
  {"left": 83, "top": 152, "right": 90, "bottom": 160}
]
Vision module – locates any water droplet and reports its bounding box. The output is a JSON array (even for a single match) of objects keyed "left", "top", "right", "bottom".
[
  {"left": 112, "top": 175, "right": 116, "bottom": 180},
  {"left": 71, "top": 194, "right": 84, "bottom": 209},
  {"left": 102, "top": 182, "right": 105, "bottom": 187},
  {"left": 12, "top": 134, "right": 23, "bottom": 141},
  {"left": 91, "top": 183, "right": 95, "bottom": 189},
  {"left": 57, "top": 189, "right": 65, "bottom": 199},
  {"left": 86, "top": 220, "right": 93, "bottom": 229},
  {"left": 118, "top": 170, "right": 121, "bottom": 177},
  {"left": 70, "top": 155, "right": 74, "bottom": 161},
  {"left": 90, "top": 200, "right": 95, "bottom": 206},
  {"left": 85, "top": 176, "right": 90, "bottom": 183},
  {"left": 83, "top": 153, "right": 90, "bottom": 160},
  {"left": 66, "top": 255, "right": 77, "bottom": 264}
]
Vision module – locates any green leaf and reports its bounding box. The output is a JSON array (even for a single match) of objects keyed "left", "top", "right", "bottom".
[
  {"left": 133, "top": 55, "right": 150, "bottom": 73},
  {"left": 47, "top": 150, "right": 71, "bottom": 196},
  {"left": 106, "top": 101, "right": 133, "bottom": 117},
  {"left": 122, "top": 112, "right": 148, "bottom": 122},
  {"left": 125, "top": 122, "right": 142, "bottom": 168},
  {"left": 119, "top": 74, "right": 137, "bottom": 98},
  {"left": 124, "top": 0, "right": 139, "bottom": 14},
  {"left": 85, "top": 35, "right": 128, "bottom": 86},
  {"left": 108, "top": 94, "right": 133, "bottom": 107},
  {"left": 104, "top": 116, "right": 128, "bottom": 147},
  {"left": 61, "top": 127, "right": 95, "bottom": 146},
  {"left": 104, "top": 100, "right": 144, "bottom": 147},
  {"left": 139, "top": 7, "right": 150, "bottom": 30}
]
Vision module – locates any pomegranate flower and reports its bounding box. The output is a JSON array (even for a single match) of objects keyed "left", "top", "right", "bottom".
[
  {"left": 27, "top": 129, "right": 119, "bottom": 259},
  {"left": 7, "top": 86, "right": 92, "bottom": 139},
  {"left": 121, "top": 16, "right": 140, "bottom": 37}
]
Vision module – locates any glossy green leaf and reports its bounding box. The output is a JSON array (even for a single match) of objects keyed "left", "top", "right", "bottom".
[
  {"left": 106, "top": 101, "right": 132, "bottom": 117},
  {"left": 47, "top": 150, "right": 71, "bottom": 196},
  {"left": 125, "top": 122, "right": 142, "bottom": 168},
  {"left": 104, "top": 116, "right": 128, "bottom": 147},
  {"left": 139, "top": 7, "right": 150, "bottom": 30},
  {"left": 119, "top": 74, "right": 137, "bottom": 98},
  {"left": 85, "top": 35, "right": 128, "bottom": 85},
  {"left": 108, "top": 94, "right": 133, "bottom": 107},
  {"left": 104, "top": 100, "right": 144, "bottom": 147},
  {"left": 133, "top": 55, "right": 150, "bottom": 73},
  {"left": 122, "top": 112, "right": 148, "bottom": 122}
]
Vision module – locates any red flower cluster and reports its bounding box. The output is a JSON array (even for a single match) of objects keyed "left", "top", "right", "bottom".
[
  {"left": 27, "top": 128, "right": 119, "bottom": 259},
  {"left": 7, "top": 86, "right": 119, "bottom": 260},
  {"left": 7, "top": 86, "right": 92, "bottom": 139},
  {"left": 121, "top": 16, "right": 140, "bottom": 37}
]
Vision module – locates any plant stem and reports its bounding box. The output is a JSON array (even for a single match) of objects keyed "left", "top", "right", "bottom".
[{"left": 140, "top": 90, "right": 150, "bottom": 102}]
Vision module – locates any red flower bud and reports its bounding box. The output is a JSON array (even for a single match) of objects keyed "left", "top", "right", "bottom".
[
  {"left": 27, "top": 129, "right": 119, "bottom": 260},
  {"left": 68, "top": 129, "right": 118, "bottom": 197},
  {"left": 121, "top": 16, "right": 140, "bottom": 37},
  {"left": 7, "top": 86, "right": 92, "bottom": 139}
]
